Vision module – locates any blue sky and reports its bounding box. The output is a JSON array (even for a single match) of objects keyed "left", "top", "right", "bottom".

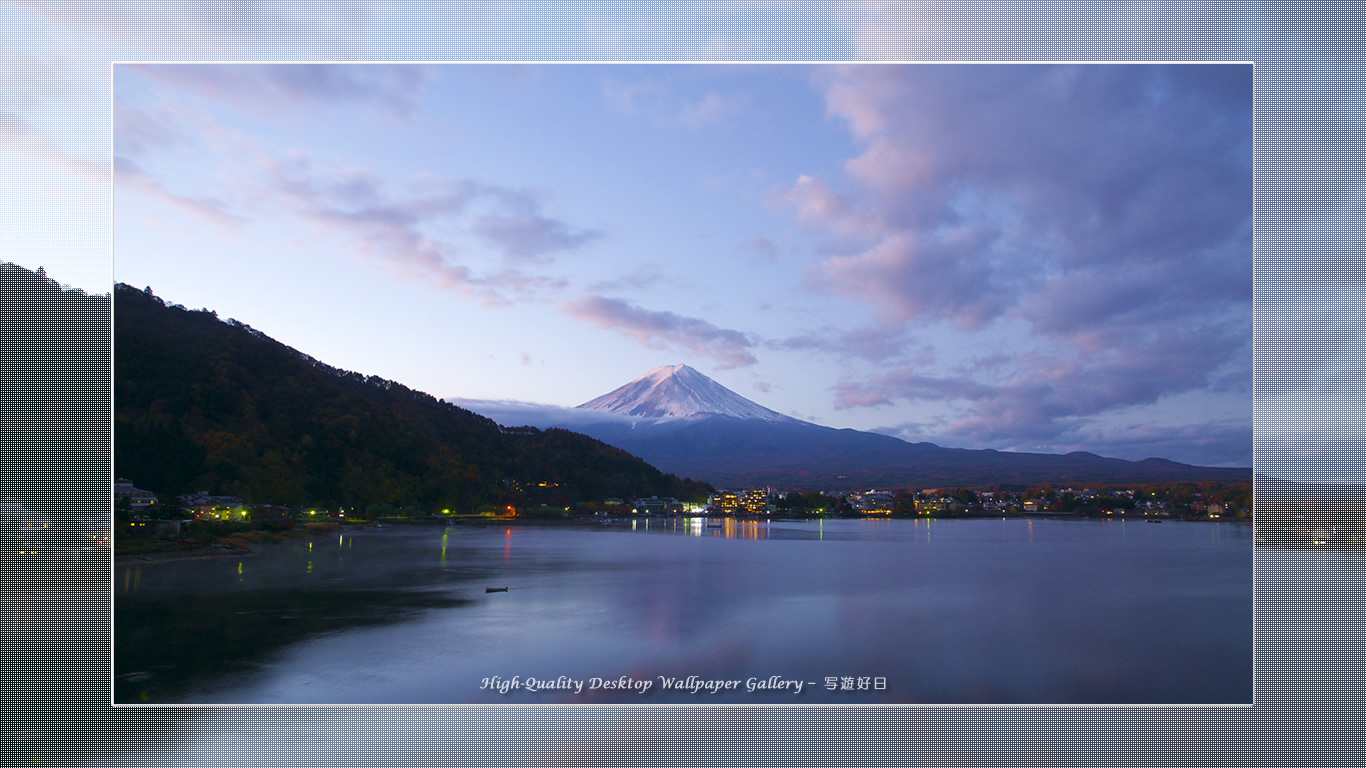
[{"left": 110, "top": 62, "right": 1253, "bottom": 467}]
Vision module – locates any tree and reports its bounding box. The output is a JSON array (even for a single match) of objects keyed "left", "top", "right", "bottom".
[
  {"left": 1059, "top": 491, "right": 1080, "bottom": 515},
  {"left": 114, "top": 495, "right": 132, "bottom": 525},
  {"left": 893, "top": 491, "right": 916, "bottom": 516},
  {"left": 366, "top": 502, "right": 399, "bottom": 518},
  {"left": 154, "top": 492, "right": 190, "bottom": 521}
]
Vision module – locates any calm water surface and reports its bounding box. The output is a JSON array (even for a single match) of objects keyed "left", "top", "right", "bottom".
[{"left": 114, "top": 517, "right": 1252, "bottom": 704}]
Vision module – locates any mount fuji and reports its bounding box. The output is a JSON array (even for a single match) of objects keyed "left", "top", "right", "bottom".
[
  {"left": 548, "top": 365, "right": 1251, "bottom": 490},
  {"left": 578, "top": 364, "right": 798, "bottom": 422}
]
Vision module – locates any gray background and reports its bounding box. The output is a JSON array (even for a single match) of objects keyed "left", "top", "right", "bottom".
[{"left": 1, "top": 2, "right": 1360, "bottom": 765}]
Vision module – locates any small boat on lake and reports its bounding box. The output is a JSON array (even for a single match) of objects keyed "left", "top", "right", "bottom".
[{"left": 485, "top": 587, "right": 509, "bottom": 593}]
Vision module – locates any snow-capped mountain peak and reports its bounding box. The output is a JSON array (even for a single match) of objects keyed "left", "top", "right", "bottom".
[{"left": 577, "top": 364, "right": 798, "bottom": 422}]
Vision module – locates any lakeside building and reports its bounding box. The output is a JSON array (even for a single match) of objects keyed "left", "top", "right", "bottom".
[
  {"left": 114, "top": 478, "right": 158, "bottom": 509},
  {"left": 633, "top": 496, "right": 683, "bottom": 515},
  {"left": 127, "top": 518, "right": 187, "bottom": 537},
  {"left": 179, "top": 490, "right": 244, "bottom": 507},
  {"left": 739, "top": 490, "right": 770, "bottom": 515},
  {"left": 710, "top": 492, "right": 740, "bottom": 515},
  {"left": 915, "top": 497, "right": 960, "bottom": 516},
  {"left": 850, "top": 490, "right": 895, "bottom": 514},
  {"left": 178, "top": 490, "right": 246, "bottom": 520}
]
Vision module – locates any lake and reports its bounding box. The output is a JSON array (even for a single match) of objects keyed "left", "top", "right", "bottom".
[{"left": 114, "top": 517, "right": 1252, "bottom": 705}]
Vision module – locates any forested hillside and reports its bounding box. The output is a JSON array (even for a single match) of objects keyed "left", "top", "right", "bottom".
[
  {"left": 114, "top": 284, "right": 710, "bottom": 511},
  {"left": 0, "top": 262, "right": 109, "bottom": 521}
]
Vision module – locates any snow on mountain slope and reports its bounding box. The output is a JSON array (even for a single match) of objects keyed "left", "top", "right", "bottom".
[{"left": 577, "top": 364, "right": 800, "bottom": 423}]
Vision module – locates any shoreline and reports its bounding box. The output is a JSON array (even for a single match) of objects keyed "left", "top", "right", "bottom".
[
  {"left": 113, "top": 522, "right": 346, "bottom": 566},
  {"left": 113, "top": 546, "right": 252, "bottom": 566},
  {"left": 109, "top": 515, "right": 1272, "bottom": 567}
]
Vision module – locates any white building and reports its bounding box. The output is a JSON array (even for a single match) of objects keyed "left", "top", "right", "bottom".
[{"left": 114, "top": 478, "right": 158, "bottom": 508}]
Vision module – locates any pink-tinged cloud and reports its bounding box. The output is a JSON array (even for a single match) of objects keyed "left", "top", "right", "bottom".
[
  {"left": 601, "top": 76, "right": 746, "bottom": 129},
  {"left": 876, "top": 417, "right": 1252, "bottom": 468},
  {"left": 470, "top": 208, "right": 601, "bottom": 263},
  {"left": 305, "top": 204, "right": 477, "bottom": 294},
  {"left": 560, "top": 296, "right": 758, "bottom": 369},
  {"left": 115, "top": 155, "right": 242, "bottom": 227},
  {"left": 783, "top": 175, "right": 872, "bottom": 237},
  {"left": 791, "top": 65, "right": 1251, "bottom": 345},
  {"left": 790, "top": 65, "right": 1251, "bottom": 451},
  {"left": 770, "top": 324, "right": 927, "bottom": 365},
  {"left": 2, "top": 116, "right": 107, "bottom": 184},
  {"left": 260, "top": 152, "right": 594, "bottom": 301},
  {"left": 678, "top": 91, "right": 747, "bottom": 127},
  {"left": 127, "top": 63, "right": 435, "bottom": 118},
  {"left": 815, "top": 227, "right": 1004, "bottom": 329},
  {"left": 588, "top": 264, "right": 665, "bottom": 293},
  {"left": 833, "top": 315, "right": 1250, "bottom": 448},
  {"left": 818, "top": 64, "right": 901, "bottom": 139},
  {"left": 833, "top": 368, "right": 994, "bottom": 411},
  {"left": 263, "top": 153, "right": 482, "bottom": 292},
  {"left": 113, "top": 103, "right": 185, "bottom": 159},
  {"left": 743, "top": 236, "right": 780, "bottom": 263},
  {"left": 22, "top": 2, "right": 383, "bottom": 57}
]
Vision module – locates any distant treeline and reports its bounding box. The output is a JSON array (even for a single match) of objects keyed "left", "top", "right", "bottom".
[
  {"left": 114, "top": 283, "right": 711, "bottom": 512},
  {"left": 772, "top": 481, "right": 1252, "bottom": 517}
]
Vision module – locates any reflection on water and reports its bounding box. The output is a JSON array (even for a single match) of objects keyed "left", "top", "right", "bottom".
[
  {"left": 114, "top": 518, "right": 1252, "bottom": 705},
  {"left": 652, "top": 517, "right": 776, "bottom": 539},
  {"left": 121, "top": 565, "right": 141, "bottom": 594}
]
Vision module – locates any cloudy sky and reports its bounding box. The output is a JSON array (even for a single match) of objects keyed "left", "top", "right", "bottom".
[{"left": 111, "top": 63, "right": 1253, "bottom": 467}]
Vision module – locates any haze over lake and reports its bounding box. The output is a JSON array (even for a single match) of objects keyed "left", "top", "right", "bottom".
[{"left": 115, "top": 518, "right": 1251, "bottom": 705}]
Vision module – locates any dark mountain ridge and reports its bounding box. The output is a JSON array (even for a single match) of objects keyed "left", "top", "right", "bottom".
[{"left": 114, "top": 284, "right": 711, "bottom": 510}]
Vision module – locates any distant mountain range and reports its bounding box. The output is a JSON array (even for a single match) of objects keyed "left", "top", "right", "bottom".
[
  {"left": 109, "top": 275, "right": 1250, "bottom": 500},
  {"left": 499, "top": 364, "right": 1252, "bottom": 490}
]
